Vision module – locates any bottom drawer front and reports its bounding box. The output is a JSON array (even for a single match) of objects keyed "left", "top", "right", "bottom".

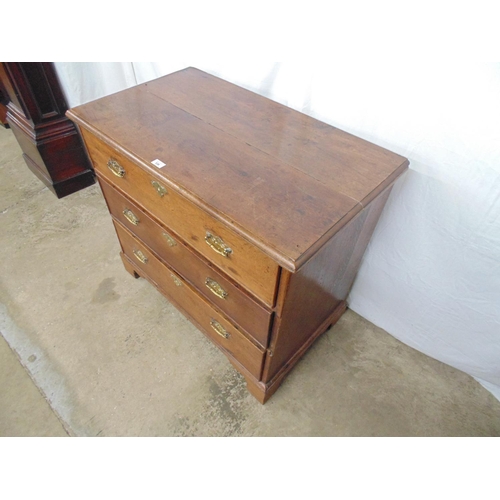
[{"left": 118, "top": 225, "right": 265, "bottom": 379}]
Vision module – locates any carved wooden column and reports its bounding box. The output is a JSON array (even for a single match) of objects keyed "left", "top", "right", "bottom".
[{"left": 0, "top": 62, "right": 95, "bottom": 197}]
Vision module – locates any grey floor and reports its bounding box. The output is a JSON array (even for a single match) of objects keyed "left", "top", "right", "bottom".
[{"left": 1, "top": 124, "right": 499, "bottom": 437}]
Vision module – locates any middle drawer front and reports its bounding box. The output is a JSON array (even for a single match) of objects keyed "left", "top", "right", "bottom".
[
  {"left": 117, "top": 224, "right": 265, "bottom": 380},
  {"left": 102, "top": 179, "right": 272, "bottom": 348}
]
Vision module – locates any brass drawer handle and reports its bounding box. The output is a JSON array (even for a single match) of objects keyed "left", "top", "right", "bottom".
[
  {"left": 170, "top": 273, "right": 182, "bottom": 287},
  {"left": 205, "top": 232, "right": 232, "bottom": 258},
  {"left": 162, "top": 232, "right": 177, "bottom": 247},
  {"left": 107, "top": 159, "right": 125, "bottom": 178},
  {"left": 205, "top": 277, "right": 228, "bottom": 300},
  {"left": 123, "top": 208, "right": 140, "bottom": 226},
  {"left": 151, "top": 180, "right": 167, "bottom": 197},
  {"left": 210, "top": 319, "right": 230, "bottom": 339},
  {"left": 133, "top": 249, "right": 148, "bottom": 264}
]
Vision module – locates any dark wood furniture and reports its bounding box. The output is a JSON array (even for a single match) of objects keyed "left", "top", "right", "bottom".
[
  {"left": 0, "top": 70, "right": 9, "bottom": 128},
  {"left": 0, "top": 62, "right": 94, "bottom": 197},
  {"left": 67, "top": 67, "right": 408, "bottom": 403}
]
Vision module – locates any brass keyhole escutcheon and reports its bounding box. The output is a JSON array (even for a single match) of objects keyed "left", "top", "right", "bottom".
[
  {"left": 151, "top": 180, "right": 167, "bottom": 197},
  {"left": 162, "top": 232, "right": 177, "bottom": 247},
  {"left": 170, "top": 274, "right": 182, "bottom": 287}
]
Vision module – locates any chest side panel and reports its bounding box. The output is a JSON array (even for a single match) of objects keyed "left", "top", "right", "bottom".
[{"left": 263, "top": 185, "right": 394, "bottom": 384}]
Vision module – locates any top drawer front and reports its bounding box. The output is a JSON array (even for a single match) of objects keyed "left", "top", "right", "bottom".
[{"left": 82, "top": 129, "right": 279, "bottom": 307}]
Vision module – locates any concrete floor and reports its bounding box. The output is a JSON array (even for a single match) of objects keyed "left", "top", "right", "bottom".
[{"left": 1, "top": 125, "right": 500, "bottom": 437}]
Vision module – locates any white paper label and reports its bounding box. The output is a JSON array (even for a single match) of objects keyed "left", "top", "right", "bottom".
[{"left": 151, "top": 159, "right": 166, "bottom": 168}]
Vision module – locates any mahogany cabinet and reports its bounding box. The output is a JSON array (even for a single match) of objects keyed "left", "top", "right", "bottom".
[
  {"left": 0, "top": 74, "right": 9, "bottom": 127},
  {"left": 67, "top": 67, "right": 408, "bottom": 403},
  {"left": 0, "top": 62, "right": 94, "bottom": 197}
]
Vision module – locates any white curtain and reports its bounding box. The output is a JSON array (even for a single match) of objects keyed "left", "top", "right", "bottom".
[{"left": 54, "top": 62, "right": 500, "bottom": 401}]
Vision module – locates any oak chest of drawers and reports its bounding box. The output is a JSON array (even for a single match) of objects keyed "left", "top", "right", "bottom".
[{"left": 67, "top": 67, "right": 408, "bottom": 403}]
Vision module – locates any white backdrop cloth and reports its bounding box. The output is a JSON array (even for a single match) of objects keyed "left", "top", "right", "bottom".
[{"left": 54, "top": 62, "right": 500, "bottom": 401}]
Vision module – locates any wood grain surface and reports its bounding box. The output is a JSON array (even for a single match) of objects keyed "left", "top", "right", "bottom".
[
  {"left": 82, "top": 129, "right": 279, "bottom": 307},
  {"left": 117, "top": 225, "right": 266, "bottom": 379},
  {"left": 263, "top": 186, "right": 394, "bottom": 382},
  {"left": 144, "top": 68, "right": 409, "bottom": 206},
  {"left": 66, "top": 67, "right": 409, "bottom": 403},
  {"left": 1, "top": 62, "right": 94, "bottom": 197},
  {"left": 101, "top": 179, "right": 273, "bottom": 346},
  {"left": 67, "top": 68, "right": 408, "bottom": 270}
]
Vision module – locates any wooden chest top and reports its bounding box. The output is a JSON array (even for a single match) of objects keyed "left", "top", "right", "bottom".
[{"left": 68, "top": 67, "right": 408, "bottom": 271}]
